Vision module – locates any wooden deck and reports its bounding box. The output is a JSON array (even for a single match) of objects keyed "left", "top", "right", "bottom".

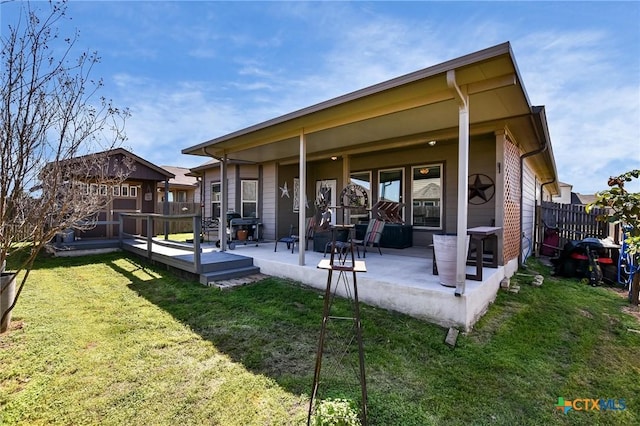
[
  {"left": 49, "top": 237, "right": 260, "bottom": 284},
  {"left": 122, "top": 238, "right": 260, "bottom": 284}
]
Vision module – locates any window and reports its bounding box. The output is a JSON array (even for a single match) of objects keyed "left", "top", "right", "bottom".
[
  {"left": 211, "top": 182, "right": 221, "bottom": 219},
  {"left": 378, "top": 168, "right": 404, "bottom": 221},
  {"left": 130, "top": 186, "right": 137, "bottom": 197},
  {"left": 378, "top": 169, "right": 403, "bottom": 203},
  {"left": 74, "top": 182, "right": 89, "bottom": 195},
  {"left": 411, "top": 164, "right": 442, "bottom": 229},
  {"left": 113, "top": 185, "right": 120, "bottom": 197},
  {"left": 90, "top": 183, "right": 98, "bottom": 195},
  {"left": 349, "top": 171, "right": 371, "bottom": 224},
  {"left": 121, "top": 184, "right": 129, "bottom": 197},
  {"left": 350, "top": 171, "right": 371, "bottom": 197},
  {"left": 241, "top": 180, "right": 258, "bottom": 218},
  {"left": 99, "top": 184, "right": 108, "bottom": 196},
  {"left": 177, "top": 190, "right": 187, "bottom": 203}
]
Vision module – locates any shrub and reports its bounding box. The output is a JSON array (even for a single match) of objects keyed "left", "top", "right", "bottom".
[{"left": 313, "top": 398, "right": 361, "bottom": 426}]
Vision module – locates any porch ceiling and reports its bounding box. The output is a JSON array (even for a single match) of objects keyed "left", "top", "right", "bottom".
[{"left": 183, "top": 42, "right": 553, "bottom": 181}]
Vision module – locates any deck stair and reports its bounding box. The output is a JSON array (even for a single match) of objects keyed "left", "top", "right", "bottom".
[{"left": 198, "top": 251, "right": 260, "bottom": 284}]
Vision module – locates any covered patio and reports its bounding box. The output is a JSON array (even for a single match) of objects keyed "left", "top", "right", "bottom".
[
  {"left": 180, "top": 42, "right": 559, "bottom": 330},
  {"left": 183, "top": 42, "right": 557, "bottom": 290}
]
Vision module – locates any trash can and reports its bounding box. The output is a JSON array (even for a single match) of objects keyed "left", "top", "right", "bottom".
[{"left": 433, "top": 234, "right": 469, "bottom": 287}]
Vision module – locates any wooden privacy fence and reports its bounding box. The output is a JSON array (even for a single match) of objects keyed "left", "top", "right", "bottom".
[
  {"left": 2, "top": 224, "right": 33, "bottom": 243},
  {"left": 537, "top": 201, "right": 613, "bottom": 254},
  {"left": 154, "top": 202, "right": 200, "bottom": 234}
]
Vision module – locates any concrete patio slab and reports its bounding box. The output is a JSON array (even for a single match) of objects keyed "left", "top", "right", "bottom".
[{"left": 224, "top": 242, "right": 507, "bottom": 331}]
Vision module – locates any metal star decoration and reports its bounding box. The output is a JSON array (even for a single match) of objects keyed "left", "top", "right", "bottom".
[
  {"left": 468, "top": 173, "right": 495, "bottom": 204},
  {"left": 279, "top": 181, "right": 290, "bottom": 198}
]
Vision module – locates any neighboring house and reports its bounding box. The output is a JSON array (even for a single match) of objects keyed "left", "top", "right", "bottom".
[
  {"left": 182, "top": 42, "right": 560, "bottom": 289},
  {"left": 551, "top": 181, "right": 596, "bottom": 206},
  {"left": 552, "top": 182, "right": 573, "bottom": 204},
  {"left": 188, "top": 158, "right": 260, "bottom": 220},
  {"left": 157, "top": 166, "right": 200, "bottom": 204},
  {"left": 75, "top": 148, "right": 174, "bottom": 238},
  {"left": 571, "top": 193, "right": 596, "bottom": 206}
]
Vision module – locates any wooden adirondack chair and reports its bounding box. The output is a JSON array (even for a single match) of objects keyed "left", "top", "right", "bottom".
[{"left": 351, "top": 219, "right": 385, "bottom": 258}]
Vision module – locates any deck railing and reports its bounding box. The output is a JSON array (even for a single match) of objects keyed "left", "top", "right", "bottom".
[
  {"left": 154, "top": 202, "right": 200, "bottom": 234},
  {"left": 118, "top": 213, "right": 202, "bottom": 273}
]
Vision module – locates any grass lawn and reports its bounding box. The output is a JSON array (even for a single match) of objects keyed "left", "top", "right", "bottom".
[
  {"left": 1, "top": 251, "right": 639, "bottom": 425},
  {"left": 165, "top": 232, "right": 197, "bottom": 242}
]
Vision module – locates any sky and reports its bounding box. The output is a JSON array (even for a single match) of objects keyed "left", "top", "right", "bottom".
[{"left": 2, "top": 1, "right": 639, "bottom": 194}]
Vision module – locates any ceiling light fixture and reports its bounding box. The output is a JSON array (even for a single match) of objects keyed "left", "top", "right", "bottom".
[
  {"left": 428, "top": 140, "right": 437, "bottom": 147},
  {"left": 330, "top": 156, "right": 338, "bottom": 161}
]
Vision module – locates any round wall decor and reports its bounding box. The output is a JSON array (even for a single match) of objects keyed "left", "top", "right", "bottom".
[
  {"left": 468, "top": 173, "right": 495, "bottom": 205},
  {"left": 340, "top": 183, "right": 369, "bottom": 209}
]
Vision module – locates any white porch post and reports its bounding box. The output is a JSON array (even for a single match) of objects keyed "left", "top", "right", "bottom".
[
  {"left": 220, "top": 152, "right": 228, "bottom": 251},
  {"left": 447, "top": 70, "right": 470, "bottom": 296},
  {"left": 298, "top": 130, "right": 307, "bottom": 266}
]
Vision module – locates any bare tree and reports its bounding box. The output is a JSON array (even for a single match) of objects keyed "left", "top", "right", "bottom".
[{"left": 1, "top": 0, "right": 131, "bottom": 331}]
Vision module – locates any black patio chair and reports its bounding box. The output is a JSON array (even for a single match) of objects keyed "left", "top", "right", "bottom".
[{"left": 274, "top": 225, "right": 298, "bottom": 254}]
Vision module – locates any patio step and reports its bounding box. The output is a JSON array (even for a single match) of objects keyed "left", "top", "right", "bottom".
[
  {"left": 199, "top": 252, "right": 255, "bottom": 273},
  {"left": 198, "top": 251, "right": 260, "bottom": 283},
  {"left": 200, "top": 265, "right": 261, "bottom": 285}
]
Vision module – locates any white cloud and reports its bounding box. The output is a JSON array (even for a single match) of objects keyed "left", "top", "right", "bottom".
[
  {"left": 188, "top": 47, "right": 218, "bottom": 59},
  {"left": 111, "top": 75, "right": 248, "bottom": 168},
  {"left": 230, "top": 81, "right": 277, "bottom": 92},
  {"left": 237, "top": 64, "right": 275, "bottom": 78},
  {"left": 96, "top": 1, "right": 639, "bottom": 194},
  {"left": 515, "top": 30, "right": 640, "bottom": 193}
]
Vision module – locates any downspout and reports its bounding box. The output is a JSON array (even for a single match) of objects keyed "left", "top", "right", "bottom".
[
  {"left": 202, "top": 146, "right": 228, "bottom": 251},
  {"left": 539, "top": 178, "right": 556, "bottom": 204},
  {"left": 519, "top": 115, "right": 548, "bottom": 267}
]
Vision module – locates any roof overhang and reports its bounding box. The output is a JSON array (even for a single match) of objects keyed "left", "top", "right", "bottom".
[
  {"left": 528, "top": 106, "right": 559, "bottom": 193},
  {"left": 51, "top": 147, "right": 175, "bottom": 180},
  {"left": 183, "top": 42, "right": 558, "bottom": 191}
]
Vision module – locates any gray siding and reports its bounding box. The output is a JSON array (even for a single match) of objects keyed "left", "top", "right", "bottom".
[
  {"left": 522, "top": 159, "right": 537, "bottom": 245},
  {"left": 262, "top": 162, "right": 277, "bottom": 240},
  {"left": 467, "top": 136, "right": 498, "bottom": 228}
]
